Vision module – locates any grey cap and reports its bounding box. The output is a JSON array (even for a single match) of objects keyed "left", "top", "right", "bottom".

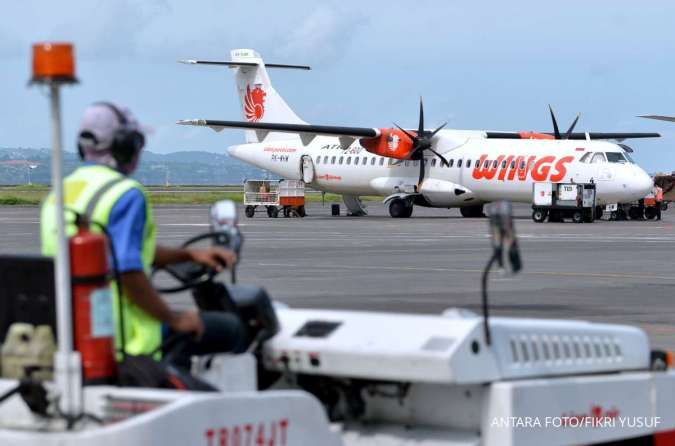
[{"left": 78, "top": 102, "right": 143, "bottom": 151}]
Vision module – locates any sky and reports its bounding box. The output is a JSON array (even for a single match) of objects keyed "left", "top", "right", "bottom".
[{"left": 2, "top": 0, "right": 675, "bottom": 172}]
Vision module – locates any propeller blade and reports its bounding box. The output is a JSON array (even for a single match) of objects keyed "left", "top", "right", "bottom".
[
  {"left": 564, "top": 113, "right": 581, "bottom": 140},
  {"left": 548, "top": 104, "right": 561, "bottom": 139},
  {"left": 418, "top": 97, "right": 425, "bottom": 136},
  {"left": 429, "top": 148, "right": 449, "bottom": 166},
  {"left": 417, "top": 156, "right": 425, "bottom": 188},
  {"left": 431, "top": 122, "right": 447, "bottom": 137},
  {"left": 393, "top": 122, "right": 418, "bottom": 143}
]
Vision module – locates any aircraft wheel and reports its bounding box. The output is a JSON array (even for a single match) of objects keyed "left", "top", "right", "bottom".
[
  {"left": 572, "top": 211, "right": 584, "bottom": 224},
  {"left": 389, "top": 198, "right": 412, "bottom": 218},
  {"left": 245, "top": 205, "right": 255, "bottom": 218},
  {"left": 267, "top": 206, "right": 279, "bottom": 218},
  {"left": 532, "top": 209, "right": 547, "bottom": 223},
  {"left": 283, "top": 207, "right": 290, "bottom": 218},
  {"left": 628, "top": 206, "right": 643, "bottom": 220},
  {"left": 460, "top": 204, "right": 485, "bottom": 218},
  {"left": 298, "top": 205, "right": 306, "bottom": 217},
  {"left": 616, "top": 208, "right": 627, "bottom": 221},
  {"left": 645, "top": 207, "right": 657, "bottom": 220},
  {"left": 661, "top": 202, "right": 668, "bottom": 211}
]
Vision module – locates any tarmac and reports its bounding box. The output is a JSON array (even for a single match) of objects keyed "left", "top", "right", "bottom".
[{"left": 2, "top": 202, "right": 675, "bottom": 350}]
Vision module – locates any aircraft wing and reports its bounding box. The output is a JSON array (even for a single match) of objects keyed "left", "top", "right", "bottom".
[
  {"left": 486, "top": 131, "right": 660, "bottom": 140},
  {"left": 639, "top": 115, "right": 675, "bottom": 123},
  {"left": 177, "top": 119, "right": 378, "bottom": 147}
]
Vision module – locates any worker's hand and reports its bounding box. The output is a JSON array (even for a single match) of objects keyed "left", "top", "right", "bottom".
[
  {"left": 188, "top": 247, "right": 237, "bottom": 272},
  {"left": 169, "top": 310, "right": 205, "bottom": 339}
]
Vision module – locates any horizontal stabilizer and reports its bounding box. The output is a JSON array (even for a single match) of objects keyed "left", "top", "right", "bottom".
[
  {"left": 638, "top": 115, "right": 675, "bottom": 123},
  {"left": 177, "top": 119, "right": 379, "bottom": 139},
  {"left": 179, "top": 60, "right": 311, "bottom": 70}
]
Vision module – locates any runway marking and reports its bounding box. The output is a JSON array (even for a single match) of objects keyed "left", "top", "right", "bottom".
[{"left": 257, "top": 262, "right": 675, "bottom": 281}]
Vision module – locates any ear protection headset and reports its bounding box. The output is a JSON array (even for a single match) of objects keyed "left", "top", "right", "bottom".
[{"left": 77, "top": 102, "right": 145, "bottom": 166}]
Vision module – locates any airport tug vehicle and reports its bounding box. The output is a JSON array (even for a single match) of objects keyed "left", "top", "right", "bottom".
[
  {"left": 243, "top": 179, "right": 306, "bottom": 218},
  {"left": 531, "top": 182, "right": 598, "bottom": 223},
  {"left": 3, "top": 199, "right": 675, "bottom": 445}
]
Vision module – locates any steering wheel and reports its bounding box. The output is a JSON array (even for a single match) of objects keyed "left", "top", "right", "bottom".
[{"left": 152, "top": 231, "right": 233, "bottom": 293}]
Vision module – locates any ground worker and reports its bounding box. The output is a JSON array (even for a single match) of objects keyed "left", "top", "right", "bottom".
[
  {"left": 655, "top": 184, "right": 664, "bottom": 221},
  {"left": 40, "top": 102, "right": 247, "bottom": 370}
]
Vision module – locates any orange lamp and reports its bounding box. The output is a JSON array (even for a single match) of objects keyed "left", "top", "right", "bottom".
[{"left": 30, "top": 42, "right": 78, "bottom": 84}]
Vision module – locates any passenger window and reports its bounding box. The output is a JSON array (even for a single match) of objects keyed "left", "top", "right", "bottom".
[
  {"left": 380, "top": 158, "right": 385, "bottom": 166},
  {"left": 362, "top": 157, "right": 367, "bottom": 166},
  {"left": 520, "top": 161, "right": 525, "bottom": 169},
  {"left": 371, "top": 157, "right": 376, "bottom": 166},
  {"left": 331, "top": 156, "right": 336, "bottom": 164},
  {"left": 339, "top": 156, "right": 344, "bottom": 165},
  {"left": 354, "top": 156, "right": 359, "bottom": 165},
  {"left": 413, "top": 160, "right": 419, "bottom": 167},
  {"left": 346, "top": 156, "right": 351, "bottom": 165},
  {"left": 501, "top": 160, "right": 507, "bottom": 168},
  {"left": 493, "top": 160, "right": 498, "bottom": 168},
  {"left": 449, "top": 159, "right": 454, "bottom": 167},
  {"left": 484, "top": 160, "right": 489, "bottom": 168},
  {"left": 431, "top": 159, "right": 437, "bottom": 167},
  {"left": 388, "top": 158, "right": 394, "bottom": 165},
  {"left": 466, "top": 160, "right": 471, "bottom": 168},
  {"left": 316, "top": 156, "right": 321, "bottom": 164},
  {"left": 458, "top": 159, "right": 463, "bottom": 168},
  {"left": 324, "top": 156, "right": 329, "bottom": 164},
  {"left": 510, "top": 160, "right": 516, "bottom": 169},
  {"left": 591, "top": 153, "right": 606, "bottom": 164}
]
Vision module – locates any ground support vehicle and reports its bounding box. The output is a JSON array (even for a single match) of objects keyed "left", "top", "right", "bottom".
[
  {"left": 243, "top": 180, "right": 306, "bottom": 218},
  {"left": 531, "top": 182, "right": 597, "bottom": 223}
]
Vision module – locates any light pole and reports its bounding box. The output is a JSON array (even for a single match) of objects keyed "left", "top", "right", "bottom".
[{"left": 26, "top": 163, "right": 37, "bottom": 185}]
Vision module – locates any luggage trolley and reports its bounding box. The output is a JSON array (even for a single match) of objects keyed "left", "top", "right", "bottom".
[{"left": 243, "top": 179, "right": 306, "bottom": 218}]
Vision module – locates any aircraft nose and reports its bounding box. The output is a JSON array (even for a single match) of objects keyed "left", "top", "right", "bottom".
[{"left": 632, "top": 167, "right": 653, "bottom": 197}]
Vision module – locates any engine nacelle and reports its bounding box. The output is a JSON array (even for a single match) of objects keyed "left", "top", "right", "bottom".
[
  {"left": 419, "top": 179, "right": 475, "bottom": 206},
  {"left": 360, "top": 128, "right": 415, "bottom": 160}
]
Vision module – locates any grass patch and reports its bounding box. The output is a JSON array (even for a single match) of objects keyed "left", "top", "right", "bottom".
[{"left": 0, "top": 186, "right": 382, "bottom": 206}]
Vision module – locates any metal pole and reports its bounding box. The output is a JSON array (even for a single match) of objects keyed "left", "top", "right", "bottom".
[{"left": 49, "top": 83, "right": 81, "bottom": 420}]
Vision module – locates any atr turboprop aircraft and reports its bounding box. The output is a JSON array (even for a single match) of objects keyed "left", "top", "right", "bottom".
[{"left": 179, "top": 49, "right": 657, "bottom": 218}]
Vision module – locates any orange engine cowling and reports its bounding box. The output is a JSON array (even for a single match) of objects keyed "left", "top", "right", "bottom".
[
  {"left": 70, "top": 224, "right": 116, "bottom": 383},
  {"left": 360, "top": 128, "right": 415, "bottom": 160}
]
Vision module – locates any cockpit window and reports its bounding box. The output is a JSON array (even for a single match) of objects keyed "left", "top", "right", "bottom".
[
  {"left": 605, "top": 152, "right": 627, "bottom": 163},
  {"left": 579, "top": 152, "right": 592, "bottom": 163},
  {"left": 623, "top": 152, "right": 635, "bottom": 163},
  {"left": 591, "top": 152, "right": 606, "bottom": 164}
]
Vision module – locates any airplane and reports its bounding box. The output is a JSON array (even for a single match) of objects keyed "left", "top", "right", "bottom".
[{"left": 178, "top": 49, "right": 657, "bottom": 218}]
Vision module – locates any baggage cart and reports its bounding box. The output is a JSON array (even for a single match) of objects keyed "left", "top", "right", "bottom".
[{"left": 531, "top": 182, "right": 596, "bottom": 223}]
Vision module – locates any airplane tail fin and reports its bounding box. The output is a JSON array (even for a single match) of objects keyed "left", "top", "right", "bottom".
[{"left": 180, "top": 49, "right": 309, "bottom": 143}]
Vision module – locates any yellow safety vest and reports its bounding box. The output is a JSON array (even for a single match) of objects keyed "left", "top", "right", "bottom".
[{"left": 41, "top": 164, "right": 160, "bottom": 359}]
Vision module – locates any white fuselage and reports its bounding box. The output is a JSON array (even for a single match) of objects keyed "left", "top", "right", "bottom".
[{"left": 228, "top": 130, "right": 653, "bottom": 207}]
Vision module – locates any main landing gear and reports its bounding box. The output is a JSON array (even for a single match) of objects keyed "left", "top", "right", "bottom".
[
  {"left": 459, "top": 204, "right": 485, "bottom": 218},
  {"left": 388, "top": 198, "right": 414, "bottom": 218}
]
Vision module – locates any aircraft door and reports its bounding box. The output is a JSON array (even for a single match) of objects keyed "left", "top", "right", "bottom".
[{"left": 301, "top": 155, "right": 315, "bottom": 183}]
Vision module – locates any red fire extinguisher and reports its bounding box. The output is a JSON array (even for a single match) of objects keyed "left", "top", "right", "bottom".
[{"left": 70, "top": 216, "right": 116, "bottom": 382}]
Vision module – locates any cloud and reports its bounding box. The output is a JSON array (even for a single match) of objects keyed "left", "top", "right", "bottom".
[{"left": 275, "top": 6, "right": 367, "bottom": 65}]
